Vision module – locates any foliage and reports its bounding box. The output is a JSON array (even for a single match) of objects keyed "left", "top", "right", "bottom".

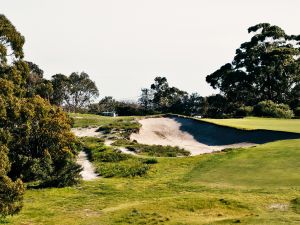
[
  {"left": 51, "top": 72, "right": 99, "bottom": 112},
  {"left": 0, "top": 16, "right": 82, "bottom": 220},
  {"left": 0, "top": 145, "right": 25, "bottom": 218},
  {"left": 235, "top": 106, "right": 253, "bottom": 117},
  {"left": 253, "top": 100, "right": 294, "bottom": 118},
  {"left": 294, "top": 107, "right": 300, "bottom": 117},
  {"left": 206, "top": 23, "right": 300, "bottom": 106}
]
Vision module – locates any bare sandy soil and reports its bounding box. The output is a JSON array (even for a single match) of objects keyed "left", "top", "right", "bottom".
[
  {"left": 76, "top": 151, "right": 98, "bottom": 181},
  {"left": 130, "top": 117, "right": 253, "bottom": 155},
  {"left": 72, "top": 127, "right": 100, "bottom": 180},
  {"left": 71, "top": 127, "right": 101, "bottom": 138}
]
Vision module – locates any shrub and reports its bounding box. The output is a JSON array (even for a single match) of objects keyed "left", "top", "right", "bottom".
[
  {"left": 142, "top": 158, "right": 158, "bottom": 164},
  {"left": 235, "top": 106, "right": 253, "bottom": 117},
  {"left": 96, "top": 159, "right": 149, "bottom": 178},
  {"left": 294, "top": 107, "right": 300, "bottom": 117},
  {"left": 253, "top": 100, "right": 294, "bottom": 118}
]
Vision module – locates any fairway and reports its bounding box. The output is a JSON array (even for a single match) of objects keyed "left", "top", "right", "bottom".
[
  {"left": 5, "top": 115, "right": 300, "bottom": 225},
  {"left": 201, "top": 117, "right": 300, "bottom": 134}
]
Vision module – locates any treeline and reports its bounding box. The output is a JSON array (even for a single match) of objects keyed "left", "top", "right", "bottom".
[
  {"left": 88, "top": 77, "right": 206, "bottom": 116},
  {"left": 89, "top": 23, "right": 300, "bottom": 118}
]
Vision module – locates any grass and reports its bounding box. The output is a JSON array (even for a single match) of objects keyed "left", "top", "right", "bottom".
[
  {"left": 80, "top": 137, "right": 152, "bottom": 178},
  {"left": 112, "top": 139, "right": 190, "bottom": 157},
  {"left": 6, "top": 116, "right": 300, "bottom": 224},
  {"left": 69, "top": 113, "right": 139, "bottom": 128},
  {"left": 201, "top": 117, "right": 300, "bottom": 133}
]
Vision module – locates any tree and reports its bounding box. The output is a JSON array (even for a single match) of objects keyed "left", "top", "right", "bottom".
[
  {"left": 138, "top": 88, "right": 153, "bottom": 111},
  {"left": 25, "top": 61, "right": 53, "bottom": 100},
  {"left": 206, "top": 23, "right": 300, "bottom": 106},
  {"left": 0, "top": 15, "right": 82, "bottom": 220},
  {"left": 51, "top": 72, "right": 99, "bottom": 112}
]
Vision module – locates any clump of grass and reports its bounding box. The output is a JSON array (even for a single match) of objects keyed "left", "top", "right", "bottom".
[
  {"left": 96, "top": 159, "right": 150, "bottom": 178},
  {"left": 97, "top": 119, "right": 141, "bottom": 138},
  {"left": 291, "top": 198, "right": 300, "bottom": 214},
  {"left": 112, "top": 139, "right": 190, "bottom": 157},
  {"left": 114, "top": 209, "right": 170, "bottom": 224}
]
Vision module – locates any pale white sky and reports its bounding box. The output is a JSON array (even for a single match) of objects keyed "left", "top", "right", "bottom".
[{"left": 2, "top": 0, "right": 300, "bottom": 100}]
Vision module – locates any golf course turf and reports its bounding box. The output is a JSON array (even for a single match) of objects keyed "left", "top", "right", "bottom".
[{"left": 5, "top": 114, "right": 300, "bottom": 225}]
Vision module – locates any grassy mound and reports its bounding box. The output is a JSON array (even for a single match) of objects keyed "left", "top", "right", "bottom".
[{"left": 112, "top": 139, "right": 190, "bottom": 157}]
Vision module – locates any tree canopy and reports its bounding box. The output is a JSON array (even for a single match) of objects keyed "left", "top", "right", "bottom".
[{"left": 206, "top": 23, "right": 300, "bottom": 106}]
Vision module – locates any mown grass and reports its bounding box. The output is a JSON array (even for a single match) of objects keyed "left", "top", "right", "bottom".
[
  {"left": 6, "top": 116, "right": 300, "bottom": 224},
  {"left": 201, "top": 117, "right": 300, "bottom": 133}
]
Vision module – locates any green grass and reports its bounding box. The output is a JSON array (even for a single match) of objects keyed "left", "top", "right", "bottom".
[
  {"left": 112, "top": 139, "right": 190, "bottom": 157},
  {"left": 80, "top": 137, "right": 152, "bottom": 178},
  {"left": 6, "top": 116, "right": 300, "bottom": 224},
  {"left": 201, "top": 117, "right": 300, "bottom": 133},
  {"left": 69, "top": 113, "right": 139, "bottom": 128}
]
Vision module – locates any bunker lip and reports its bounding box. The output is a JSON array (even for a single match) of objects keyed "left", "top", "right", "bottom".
[{"left": 130, "top": 115, "right": 300, "bottom": 156}]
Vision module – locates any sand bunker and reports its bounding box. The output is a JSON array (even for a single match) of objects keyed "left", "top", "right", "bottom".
[
  {"left": 130, "top": 116, "right": 300, "bottom": 156},
  {"left": 71, "top": 127, "right": 101, "bottom": 138}
]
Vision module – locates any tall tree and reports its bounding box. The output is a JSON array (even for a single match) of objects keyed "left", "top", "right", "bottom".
[
  {"left": 51, "top": 72, "right": 99, "bottom": 112},
  {"left": 206, "top": 23, "right": 300, "bottom": 105},
  {"left": 0, "top": 15, "right": 82, "bottom": 218}
]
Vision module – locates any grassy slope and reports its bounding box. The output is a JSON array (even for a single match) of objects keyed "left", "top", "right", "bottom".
[
  {"left": 70, "top": 113, "right": 138, "bottom": 128},
  {"left": 201, "top": 117, "right": 300, "bottom": 133},
  {"left": 6, "top": 115, "right": 300, "bottom": 225}
]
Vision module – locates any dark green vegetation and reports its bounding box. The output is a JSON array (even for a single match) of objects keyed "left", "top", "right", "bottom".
[
  {"left": 206, "top": 23, "right": 300, "bottom": 118},
  {"left": 51, "top": 72, "right": 99, "bottom": 113},
  {"left": 112, "top": 139, "right": 190, "bottom": 157},
  {"left": 0, "top": 15, "right": 81, "bottom": 217},
  {"left": 80, "top": 137, "right": 154, "bottom": 178}
]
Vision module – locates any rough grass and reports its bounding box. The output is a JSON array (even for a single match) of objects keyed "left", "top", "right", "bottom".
[
  {"left": 80, "top": 137, "right": 151, "bottom": 178},
  {"left": 6, "top": 116, "right": 300, "bottom": 224},
  {"left": 112, "top": 139, "right": 190, "bottom": 157},
  {"left": 69, "top": 113, "right": 139, "bottom": 128}
]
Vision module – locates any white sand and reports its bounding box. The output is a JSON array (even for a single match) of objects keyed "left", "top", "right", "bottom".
[
  {"left": 71, "top": 127, "right": 101, "bottom": 137},
  {"left": 76, "top": 151, "right": 98, "bottom": 181},
  {"left": 130, "top": 117, "right": 254, "bottom": 156},
  {"left": 105, "top": 140, "right": 137, "bottom": 156},
  {"left": 72, "top": 127, "right": 100, "bottom": 180}
]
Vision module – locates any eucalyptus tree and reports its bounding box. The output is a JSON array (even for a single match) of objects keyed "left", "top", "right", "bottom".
[{"left": 206, "top": 23, "right": 300, "bottom": 105}]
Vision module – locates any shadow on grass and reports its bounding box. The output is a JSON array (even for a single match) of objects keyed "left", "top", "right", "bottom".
[{"left": 171, "top": 116, "right": 300, "bottom": 146}]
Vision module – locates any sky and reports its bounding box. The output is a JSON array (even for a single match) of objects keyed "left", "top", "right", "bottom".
[{"left": 2, "top": 0, "right": 300, "bottom": 100}]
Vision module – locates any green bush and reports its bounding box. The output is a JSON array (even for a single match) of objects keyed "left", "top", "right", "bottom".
[
  {"left": 142, "top": 158, "right": 158, "bottom": 164},
  {"left": 235, "top": 106, "right": 253, "bottom": 117},
  {"left": 294, "top": 107, "right": 300, "bottom": 117},
  {"left": 253, "top": 100, "right": 294, "bottom": 118}
]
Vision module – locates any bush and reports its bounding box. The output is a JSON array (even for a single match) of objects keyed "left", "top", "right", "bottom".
[
  {"left": 253, "top": 100, "right": 294, "bottom": 118},
  {"left": 294, "top": 107, "right": 300, "bottom": 117},
  {"left": 235, "top": 106, "right": 253, "bottom": 117}
]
